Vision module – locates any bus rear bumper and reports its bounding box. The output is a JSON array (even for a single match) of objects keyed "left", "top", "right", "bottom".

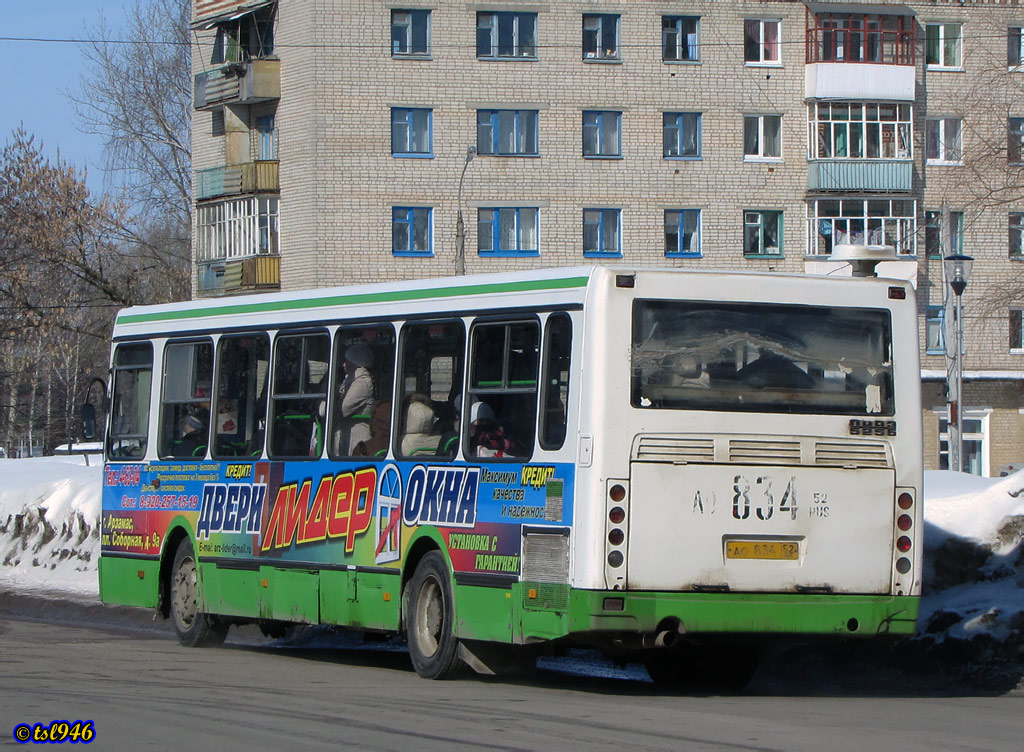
[{"left": 567, "top": 590, "right": 919, "bottom": 639}]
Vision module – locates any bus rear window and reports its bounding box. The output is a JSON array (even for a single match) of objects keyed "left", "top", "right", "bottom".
[{"left": 631, "top": 300, "right": 894, "bottom": 416}]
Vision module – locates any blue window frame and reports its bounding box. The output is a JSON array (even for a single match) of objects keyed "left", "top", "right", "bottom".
[
  {"left": 478, "top": 208, "right": 539, "bottom": 256},
  {"left": 583, "top": 208, "right": 621, "bottom": 257},
  {"left": 665, "top": 210, "right": 701, "bottom": 256},
  {"left": 663, "top": 112, "right": 701, "bottom": 158},
  {"left": 477, "top": 110, "right": 539, "bottom": 156},
  {"left": 583, "top": 14, "right": 619, "bottom": 60},
  {"left": 583, "top": 111, "right": 621, "bottom": 158},
  {"left": 663, "top": 16, "right": 699, "bottom": 61},
  {"left": 926, "top": 306, "right": 945, "bottom": 355},
  {"left": 477, "top": 11, "right": 537, "bottom": 59},
  {"left": 392, "top": 9, "right": 430, "bottom": 56},
  {"left": 393, "top": 207, "right": 432, "bottom": 256},
  {"left": 391, "top": 108, "right": 433, "bottom": 157}
]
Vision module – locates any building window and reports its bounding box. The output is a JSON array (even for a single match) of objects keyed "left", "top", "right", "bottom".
[
  {"left": 197, "top": 197, "right": 279, "bottom": 261},
  {"left": 1011, "top": 27, "right": 1024, "bottom": 67},
  {"left": 391, "top": 108, "right": 433, "bottom": 156},
  {"left": 477, "top": 110, "right": 539, "bottom": 156},
  {"left": 665, "top": 209, "right": 701, "bottom": 256},
  {"left": 583, "top": 111, "right": 621, "bottom": 158},
  {"left": 1012, "top": 309, "right": 1024, "bottom": 350},
  {"left": 477, "top": 11, "right": 537, "bottom": 59},
  {"left": 1011, "top": 213, "right": 1024, "bottom": 257},
  {"left": 924, "top": 210, "right": 963, "bottom": 258},
  {"left": 393, "top": 207, "right": 432, "bottom": 256},
  {"left": 583, "top": 14, "right": 619, "bottom": 60},
  {"left": 744, "top": 210, "right": 782, "bottom": 256},
  {"left": 938, "top": 411, "right": 988, "bottom": 475},
  {"left": 663, "top": 16, "right": 699, "bottom": 62},
  {"left": 744, "top": 19, "right": 780, "bottom": 64},
  {"left": 1009, "top": 118, "right": 1024, "bottom": 163},
  {"left": 926, "top": 306, "right": 945, "bottom": 355},
  {"left": 926, "top": 23, "right": 962, "bottom": 69},
  {"left": 809, "top": 103, "right": 912, "bottom": 159},
  {"left": 392, "top": 9, "right": 430, "bottom": 56},
  {"left": 663, "top": 112, "right": 701, "bottom": 159},
  {"left": 255, "top": 114, "right": 277, "bottom": 160},
  {"left": 926, "top": 118, "right": 962, "bottom": 164},
  {"left": 744, "top": 115, "right": 781, "bottom": 159},
  {"left": 583, "top": 208, "right": 621, "bottom": 256},
  {"left": 478, "top": 208, "right": 539, "bottom": 256},
  {"left": 807, "top": 199, "right": 915, "bottom": 256}
]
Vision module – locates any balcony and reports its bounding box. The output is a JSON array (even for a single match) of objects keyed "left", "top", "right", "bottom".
[
  {"left": 194, "top": 58, "right": 280, "bottom": 110},
  {"left": 807, "top": 160, "right": 913, "bottom": 193},
  {"left": 197, "top": 255, "right": 280, "bottom": 296},
  {"left": 195, "top": 161, "right": 279, "bottom": 200}
]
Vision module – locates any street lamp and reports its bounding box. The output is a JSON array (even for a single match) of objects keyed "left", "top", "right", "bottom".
[
  {"left": 454, "top": 145, "right": 477, "bottom": 276},
  {"left": 943, "top": 253, "right": 973, "bottom": 473}
]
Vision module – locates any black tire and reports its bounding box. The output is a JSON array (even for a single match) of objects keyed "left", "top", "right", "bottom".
[
  {"left": 406, "top": 551, "right": 461, "bottom": 679},
  {"left": 645, "top": 644, "right": 758, "bottom": 693},
  {"left": 169, "top": 538, "right": 228, "bottom": 647}
]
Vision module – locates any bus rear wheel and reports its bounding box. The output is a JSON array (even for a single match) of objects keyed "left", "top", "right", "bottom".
[
  {"left": 407, "top": 551, "right": 461, "bottom": 679},
  {"left": 170, "top": 538, "right": 227, "bottom": 647}
]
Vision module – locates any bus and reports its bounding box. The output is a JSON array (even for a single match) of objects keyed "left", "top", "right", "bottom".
[{"left": 94, "top": 264, "right": 922, "bottom": 686}]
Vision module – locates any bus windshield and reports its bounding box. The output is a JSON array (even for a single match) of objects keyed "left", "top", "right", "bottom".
[{"left": 631, "top": 299, "right": 894, "bottom": 415}]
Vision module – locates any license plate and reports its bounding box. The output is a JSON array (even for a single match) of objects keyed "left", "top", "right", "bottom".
[{"left": 725, "top": 540, "right": 799, "bottom": 560}]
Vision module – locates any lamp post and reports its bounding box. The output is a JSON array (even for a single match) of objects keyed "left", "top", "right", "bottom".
[
  {"left": 455, "top": 145, "right": 477, "bottom": 276},
  {"left": 943, "top": 253, "right": 973, "bottom": 473}
]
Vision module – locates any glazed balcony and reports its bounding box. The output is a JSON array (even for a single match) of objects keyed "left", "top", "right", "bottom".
[{"left": 807, "top": 160, "right": 913, "bottom": 193}]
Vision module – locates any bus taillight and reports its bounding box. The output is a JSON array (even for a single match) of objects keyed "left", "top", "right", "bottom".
[
  {"left": 897, "top": 514, "right": 912, "bottom": 531},
  {"left": 605, "top": 480, "right": 629, "bottom": 586}
]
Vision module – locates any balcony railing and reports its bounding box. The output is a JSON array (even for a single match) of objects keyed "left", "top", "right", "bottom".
[
  {"left": 807, "top": 160, "right": 913, "bottom": 192},
  {"left": 806, "top": 21, "right": 914, "bottom": 66},
  {"left": 196, "top": 161, "right": 279, "bottom": 200},
  {"left": 194, "top": 58, "right": 280, "bottom": 110},
  {"left": 197, "top": 255, "right": 280, "bottom": 296}
]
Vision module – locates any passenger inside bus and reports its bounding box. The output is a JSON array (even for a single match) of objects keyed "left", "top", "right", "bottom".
[
  {"left": 468, "top": 400, "right": 519, "bottom": 458},
  {"left": 173, "top": 408, "right": 208, "bottom": 458},
  {"left": 352, "top": 402, "right": 391, "bottom": 457},
  {"left": 335, "top": 343, "right": 376, "bottom": 454},
  {"left": 401, "top": 395, "right": 440, "bottom": 455}
]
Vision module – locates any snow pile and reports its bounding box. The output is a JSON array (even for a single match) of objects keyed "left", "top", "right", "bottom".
[
  {"left": 0, "top": 457, "right": 102, "bottom": 595},
  {"left": 918, "top": 470, "right": 1024, "bottom": 656}
]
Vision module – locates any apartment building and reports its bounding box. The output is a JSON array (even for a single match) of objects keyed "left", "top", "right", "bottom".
[{"left": 189, "top": 0, "right": 1024, "bottom": 476}]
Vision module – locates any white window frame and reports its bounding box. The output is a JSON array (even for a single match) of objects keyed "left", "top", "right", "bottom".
[
  {"left": 744, "top": 19, "right": 781, "bottom": 65},
  {"left": 1011, "top": 212, "right": 1024, "bottom": 258},
  {"left": 807, "top": 199, "right": 916, "bottom": 257},
  {"left": 1011, "top": 309, "right": 1024, "bottom": 352},
  {"left": 936, "top": 408, "right": 991, "bottom": 476},
  {"left": 663, "top": 15, "right": 700, "bottom": 62},
  {"left": 924, "top": 209, "right": 963, "bottom": 258},
  {"left": 1010, "top": 118, "right": 1024, "bottom": 164},
  {"left": 1011, "top": 26, "right": 1024, "bottom": 68},
  {"left": 925, "top": 306, "right": 945, "bottom": 355},
  {"left": 925, "top": 118, "right": 962, "bottom": 164},
  {"left": 925, "top": 22, "right": 962, "bottom": 70},
  {"left": 583, "top": 14, "right": 619, "bottom": 61},
  {"left": 197, "top": 196, "right": 279, "bottom": 262},
  {"left": 744, "top": 114, "right": 782, "bottom": 160},
  {"left": 808, "top": 102, "right": 912, "bottom": 160}
]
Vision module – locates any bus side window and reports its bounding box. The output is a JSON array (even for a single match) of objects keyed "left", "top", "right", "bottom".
[
  {"left": 213, "top": 334, "right": 270, "bottom": 459},
  {"left": 466, "top": 319, "right": 539, "bottom": 460},
  {"left": 269, "top": 331, "right": 331, "bottom": 459},
  {"left": 329, "top": 324, "right": 396, "bottom": 459},
  {"left": 159, "top": 340, "right": 214, "bottom": 459},
  {"left": 397, "top": 321, "right": 465, "bottom": 459},
  {"left": 540, "top": 313, "right": 571, "bottom": 450},
  {"left": 108, "top": 343, "right": 153, "bottom": 460}
]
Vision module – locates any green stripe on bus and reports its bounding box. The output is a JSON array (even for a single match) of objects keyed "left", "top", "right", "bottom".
[{"left": 116, "top": 276, "right": 590, "bottom": 326}]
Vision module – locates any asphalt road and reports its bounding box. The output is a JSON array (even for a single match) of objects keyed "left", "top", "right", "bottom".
[{"left": 1, "top": 594, "right": 1022, "bottom": 751}]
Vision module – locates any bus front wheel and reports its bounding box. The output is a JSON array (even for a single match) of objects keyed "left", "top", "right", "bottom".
[
  {"left": 169, "top": 538, "right": 227, "bottom": 647},
  {"left": 407, "top": 551, "right": 461, "bottom": 679}
]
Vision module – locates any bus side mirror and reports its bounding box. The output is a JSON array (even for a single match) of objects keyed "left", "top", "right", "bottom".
[{"left": 81, "top": 403, "right": 97, "bottom": 440}]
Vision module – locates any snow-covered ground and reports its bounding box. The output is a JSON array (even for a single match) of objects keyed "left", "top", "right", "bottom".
[{"left": 1, "top": 458, "right": 1022, "bottom": 659}]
